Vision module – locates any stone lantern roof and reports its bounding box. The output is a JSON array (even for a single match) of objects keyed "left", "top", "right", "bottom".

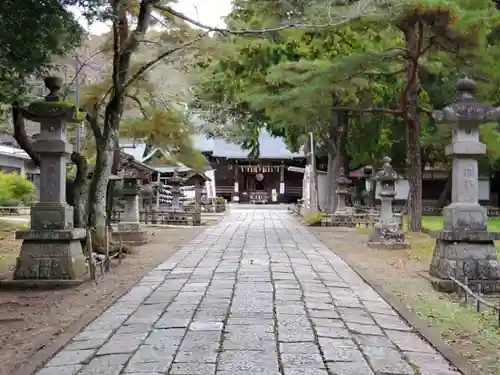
[{"left": 376, "top": 157, "right": 398, "bottom": 182}]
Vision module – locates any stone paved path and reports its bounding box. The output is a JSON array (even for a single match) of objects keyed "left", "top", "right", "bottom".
[{"left": 36, "top": 209, "right": 461, "bottom": 375}]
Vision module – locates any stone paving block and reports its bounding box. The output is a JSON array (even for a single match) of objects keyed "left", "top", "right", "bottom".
[
  {"left": 218, "top": 350, "right": 280, "bottom": 373},
  {"left": 386, "top": 329, "right": 436, "bottom": 352},
  {"left": 275, "top": 303, "right": 306, "bottom": 315},
  {"left": 371, "top": 313, "right": 412, "bottom": 331},
  {"left": 352, "top": 333, "right": 396, "bottom": 347},
  {"left": 125, "top": 305, "right": 165, "bottom": 325},
  {"left": 223, "top": 326, "right": 275, "bottom": 350},
  {"left": 97, "top": 332, "right": 148, "bottom": 355},
  {"left": 65, "top": 338, "right": 107, "bottom": 351},
  {"left": 129, "top": 345, "right": 176, "bottom": 365},
  {"left": 363, "top": 300, "right": 397, "bottom": 315},
  {"left": 403, "top": 351, "right": 460, "bottom": 374},
  {"left": 310, "top": 317, "right": 344, "bottom": 328},
  {"left": 78, "top": 354, "right": 131, "bottom": 375},
  {"left": 143, "top": 329, "right": 185, "bottom": 349},
  {"left": 73, "top": 329, "right": 114, "bottom": 342},
  {"left": 170, "top": 362, "right": 217, "bottom": 375},
  {"left": 46, "top": 349, "right": 95, "bottom": 367},
  {"left": 154, "top": 315, "right": 191, "bottom": 329},
  {"left": 281, "top": 351, "right": 325, "bottom": 369},
  {"left": 279, "top": 342, "right": 321, "bottom": 355},
  {"left": 175, "top": 350, "right": 219, "bottom": 363},
  {"left": 122, "top": 361, "right": 169, "bottom": 373},
  {"left": 36, "top": 365, "right": 83, "bottom": 375},
  {"left": 326, "top": 360, "right": 375, "bottom": 375},
  {"left": 319, "top": 338, "right": 364, "bottom": 362},
  {"left": 190, "top": 321, "right": 224, "bottom": 331},
  {"left": 284, "top": 369, "right": 329, "bottom": 375},
  {"left": 361, "top": 345, "right": 414, "bottom": 375},
  {"left": 345, "top": 322, "right": 383, "bottom": 336},
  {"left": 115, "top": 323, "right": 152, "bottom": 335},
  {"left": 314, "top": 325, "right": 351, "bottom": 339},
  {"left": 178, "top": 331, "right": 221, "bottom": 353},
  {"left": 308, "top": 309, "right": 340, "bottom": 319}
]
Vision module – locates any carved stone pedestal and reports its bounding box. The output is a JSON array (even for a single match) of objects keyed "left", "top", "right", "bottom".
[
  {"left": 429, "top": 78, "right": 500, "bottom": 292},
  {"left": 14, "top": 228, "right": 87, "bottom": 280}
]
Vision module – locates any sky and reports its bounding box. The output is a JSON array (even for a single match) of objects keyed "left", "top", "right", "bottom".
[{"left": 72, "top": 0, "right": 232, "bottom": 35}]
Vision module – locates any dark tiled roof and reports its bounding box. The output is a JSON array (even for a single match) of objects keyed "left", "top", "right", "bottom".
[{"left": 188, "top": 114, "right": 304, "bottom": 159}]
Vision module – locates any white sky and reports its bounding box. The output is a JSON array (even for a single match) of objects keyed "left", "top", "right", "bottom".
[{"left": 72, "top": 0, "right": 232, "bottom": 35}]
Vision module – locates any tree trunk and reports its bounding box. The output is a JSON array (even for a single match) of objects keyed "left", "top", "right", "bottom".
[
  {"left": 404, "top": 23, "right": 423, "bottom": 232},
  {"left": 407, "top": 118, "right": 423, "bottom": 231},
  {"left": 88, "top": 135, "right": 114, "bottom": 239},
  {"left": 325, "top": 149, "right": 336, "bottom": 213}
]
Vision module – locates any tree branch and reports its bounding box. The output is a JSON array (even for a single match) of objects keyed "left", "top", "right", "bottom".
[
  {"left": 123, "top": 32, "right": 209, "bottom": 90},
  {"left": 85, "top": 100, "right": 102, "bottom": 140},
  {"left": 11, "top": 102, "right": 41, "bottom": 167},
  {"left": 153, "top": 4, "right": 366, "bottom": 35},
  {"left": 332, "top": 106, "right": 402, "bottom": 116}
]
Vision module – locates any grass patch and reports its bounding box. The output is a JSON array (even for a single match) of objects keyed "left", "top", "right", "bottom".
[{"left": 0, "top": 220, "right": 27, "bottom": 276}]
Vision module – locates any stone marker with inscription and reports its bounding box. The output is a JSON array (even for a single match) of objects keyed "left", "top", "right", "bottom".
[
  {"left": 368, "top": 157, "right": 409, "bottom": 249},
  {"left": 429, "top": 77, "right": 500, "bottom": 292},
  {"left": 13, "top": 76, "right": 87, "bottom": 282}
]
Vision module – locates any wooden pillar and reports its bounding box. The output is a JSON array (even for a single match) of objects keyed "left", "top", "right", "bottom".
[
  {"left": 279, "top": 164, "right": 286, "bottom": 203},
  {"left": 232, "top": 164, "right": 240, "bottom": 203}
]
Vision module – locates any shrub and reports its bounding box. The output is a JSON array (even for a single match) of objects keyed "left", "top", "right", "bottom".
[
  {"left": 304, "top": 211, "right": 323, "bottom": 226},
  {"left": 0, "top": 171, "right": 35, "bottom": 206}
]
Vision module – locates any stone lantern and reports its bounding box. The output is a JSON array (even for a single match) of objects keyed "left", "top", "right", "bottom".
[
  {"left": 334, "top": 168, "right": 351, "bottom": 215},
  {"left": 430, "top": 77, "right": 500, "bottom": 292},
  {"left": 113, "top": 168, "right": 148, "bottom": 245},
  {"left": 167, "top": 168, "right": 188, "bottom": 211},
  {"left": 368, "top": 157, "right": 409, "bottom": 249},
  {"left": 13, "top": 76, "right": 87, "bottom": 282}
]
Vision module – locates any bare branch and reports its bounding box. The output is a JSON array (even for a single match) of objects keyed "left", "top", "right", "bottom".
[
  {"left": 123, "top": 32, "right": 209, "bottom": 90},
  {"left": 332, "top": 106, "right": 402, "bottom": 116},
  {"left": 154, "top": 3, "right": 369, "bottom": 35}
]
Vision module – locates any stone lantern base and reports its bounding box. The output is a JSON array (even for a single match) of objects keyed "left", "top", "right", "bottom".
[
  {"left": 368, "top": 223, "right": 409, "bottom": 250},
  {"left": 13, "top": 228, "right": 87, "bottom": 281},
  {"left": 112, "top": 222, "right": 148, "bottom": 246},
  {"left": 429, "top": 229, "right": 500, "bottom": 293}
]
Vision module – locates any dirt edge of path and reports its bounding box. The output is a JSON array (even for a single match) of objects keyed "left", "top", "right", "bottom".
[{"left": 0, "top": 226, "right": 207, "bottom": 375}]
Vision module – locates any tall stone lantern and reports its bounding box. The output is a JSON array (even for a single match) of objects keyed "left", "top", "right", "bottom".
[
  {"left": 334, "top": 168, "right": 351, "bottom": 215},
  {"left": 430, "top": 77, "right": 500, "bottom": 292},
  {"left": 368, "top": 157, "right": 408, "bottom": 249},
  {"left": 14, "top": 77, "right": 87, "bottom": 281}
]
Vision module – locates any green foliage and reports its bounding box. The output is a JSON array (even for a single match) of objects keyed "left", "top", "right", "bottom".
[
  {"left": 0, "top": 0, "right": 85, "bottom": 109},
  {"left": 0, "top": 172, "right": 35, "bottom": 206},
  {"left": 303, "top": 211, "right": 323, "bottom": 226}
]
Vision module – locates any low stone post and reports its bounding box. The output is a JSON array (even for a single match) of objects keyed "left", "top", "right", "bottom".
[
  {"left": 113, "top": 172, "right": 148, "bottom": 245},
  {"left": 429, "top": 78, "right": 500, "bottom": 292},
  {"left": 334, "top": 168, "right": 351, "bottom": 215},
  {"left": 13, "top": 76, "right": 87, "bottom": 282},
  {"left": 368, "top": 157, "right": 409, "bottom": 249}
]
